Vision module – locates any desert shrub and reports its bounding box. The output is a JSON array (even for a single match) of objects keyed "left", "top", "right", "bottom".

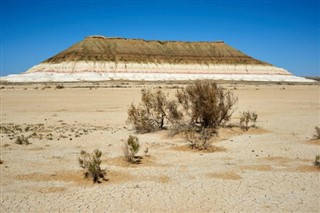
[
  {"left": 168, "top": 123, "right": 195, "bottom": 137},
  {"left": 127, "top": 81, "right": 237, "bottom": 137},
  {"left": 240, "top": 111, "right": 258, "bottom": 130},
  {"left": 56, "top": 85, "right": 64, "bottom": 89},
  {"left": 79, "top": 149, "right": 107, "bottom": 183},
  {"left": 127, "top": 89, "right": 167, "bottom": 133},
  {"left": 15, "top": 135, "right": 31, "bottom": 145},
  {"left": 123, "top": 135, "right": 142, "bottom": 164},
  {"left": 176, "top": 80, "right": 237, "bottom": 129},
  {"left": 313, "top": 126, "right": 320, "bottom": 139},
  {"left": 314, "top": 155, "right": 320, "bottom": 167},
  {"left": 184, "top": 128, "right": 216, "bottom": 151},
  {"left": 0, "top": 159, "right": 3, "bottom": 164}
]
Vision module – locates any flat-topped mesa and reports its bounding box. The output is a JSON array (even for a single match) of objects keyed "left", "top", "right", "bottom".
[
  {"left": 39, "top": 36, "right": 271, "bottom": 66},
  {"left": 25, "top": 35, "right": 291, "bottom": 76},
  {"left": 4, "top": 35, "right": 314, "bottom": 82}
]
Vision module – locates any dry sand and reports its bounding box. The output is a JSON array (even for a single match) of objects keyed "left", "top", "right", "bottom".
[{"left": 0, "top": 81, "right": 319, "bottom": 212}]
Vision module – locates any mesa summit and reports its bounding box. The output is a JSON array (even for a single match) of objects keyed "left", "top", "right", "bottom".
[{"left": 1, "top": 35, "right": 313, "bottom": 82}]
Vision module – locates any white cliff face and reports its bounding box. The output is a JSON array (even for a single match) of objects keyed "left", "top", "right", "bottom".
[
  {"left": 1, "top": 72, "right": 313, "bottom": 82},
  {"left": 25, "top": 61, "right": 291, "bottom": 76},
  {"left": 1, "top": 61, "right": 314, "bottom": 82}
]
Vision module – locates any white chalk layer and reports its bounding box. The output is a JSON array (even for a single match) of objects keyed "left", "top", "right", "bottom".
[
  {"left": 26, "top": 62, "right": 291, "bottom": 75},
  {"left": 1, "top": 72, "right": 314, "bottom": 82}
]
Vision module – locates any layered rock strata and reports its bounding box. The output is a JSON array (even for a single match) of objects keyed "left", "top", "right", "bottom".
[{"left": 1, "top": 36, "right": 313, "bottom": 82}]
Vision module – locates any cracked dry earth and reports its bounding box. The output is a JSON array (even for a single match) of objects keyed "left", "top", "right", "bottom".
[{"left": 1, "top": 83, "right": 319, "bottom": 212}]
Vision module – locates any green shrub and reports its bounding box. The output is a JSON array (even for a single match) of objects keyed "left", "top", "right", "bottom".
[
  {"left": 79, "top": 149, "right": 107, "bottom": 183},
  {"left": 123, "top": 135, "right": 142, "bottom": 164}
]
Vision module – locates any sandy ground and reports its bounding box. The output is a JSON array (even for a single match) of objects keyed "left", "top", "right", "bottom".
[{"left": 0, "top": 81, "right": 319, "bottom": 212}]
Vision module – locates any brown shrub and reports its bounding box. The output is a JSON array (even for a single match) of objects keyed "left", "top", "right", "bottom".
[
  {"left": 15, "top": 135, "right": 31, "bottom": 145},
  {"left": 314, "top": 155, "right": 320, "bottom": 167},
  {"left": 176, "top": 80, "right": 237, "bottom": 129},
  {"left": 127, "top": 89, "right": 167, "bottom": 133},
  {"left": 55, "top": 85, "right": 64, "bottom": 89},
  {"left": 127, "top": 81, "right": 237, "bottom": 137},
  {"left": 184, "top": 128, "right": 217, "bottom": 151},
  {"left": 313, "top": 126, "right": 320, "bottom": 140},
  {"left": 239, "top": 111, "right": 258, "bottom": 130}
]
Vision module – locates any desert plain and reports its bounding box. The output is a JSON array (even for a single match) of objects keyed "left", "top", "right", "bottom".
[{"left": 0, "top": 81, "right": 319, "bottom": 212}]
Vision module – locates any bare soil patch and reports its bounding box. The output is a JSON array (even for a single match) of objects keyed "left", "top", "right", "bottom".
[
  {"left": 306, "top": 139, "right": 320, "bottom": 146},
  {"left": 240, "top": 165, "right": 273, "bottom": 171},
  {"left": 206, "top": 171, "right": 242, "bottom": 180}
]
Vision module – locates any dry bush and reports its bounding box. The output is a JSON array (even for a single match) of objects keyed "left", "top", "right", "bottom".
[
  {"left": 123, "top": 135, "right": 142, "bottom": 164},
  {"left": 127, "top": 89, "right": 167, "bottom": 133},
  {"left": 127, "top": 81, "right": 237, "bottom": 142},
  {"left": 313, "top": 126, "right": 320, "bottom": 139},
  {"left": 55, "top": 85, "right": 64, "bottom": 89},
  {"left": 314, "top": 155, "right": 320, "bottom": 167},
  {"left": 239, "top": 111, "right": 258, "bottom": 130},
  {"left": 176, "top": 80, "right": 237, "bottom": 129},
  {"left": 184, "top": 128, "right": 216, "bottom": 151},
  {"left": 79, "top": 149, "right": 107, "bottom": 183},
  {"left": 166, "top": 100, "right": 183, "bottom": 124},
  {"left": 15, "top": 135, "right": 31, "bottom": 145},
  {"left": 168, "top": 123, "right": 195, "bottom": 137},
  {"left": 0, "top": 159, "right": 3, "bottom": 164}
]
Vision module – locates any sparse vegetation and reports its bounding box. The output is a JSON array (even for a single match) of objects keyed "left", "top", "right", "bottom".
[
  {"left": 123, "top": 135, "right": 142, "bottom": 164},
  {"left": 184, "top": 128, "right": 215, "bottom": 151},
  {"left": 176, "top": 80, "right": 237, "bottom": 130},
  {"left": 127, "top": 80, "right": 238, "bottom": 152},
  {"left": 78, "top": 149, "right": 107, "bottom": 183},
  {"left": 0, "top": 159, "right": 3, "bottom": 164},
  {"left": 239, "top": 111, "right": 258, "bottom": 130},
  {"left": 313, "top": 126, "right": 320, "bottom": 139},
  {"left": 15, "top": 135, "right": 31, "bottom": 145},
  {"left": 314, "top": 155, "right": 320, "bottom": 167},
  {"left": 127, "top": 80, "right": 237, "bottom": 135},
  {"left": 56, "top": 85, "right": 64, "bottom": 89},
  {"left": 127, "top": 89, "right": 167, "bottom": 133}
]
